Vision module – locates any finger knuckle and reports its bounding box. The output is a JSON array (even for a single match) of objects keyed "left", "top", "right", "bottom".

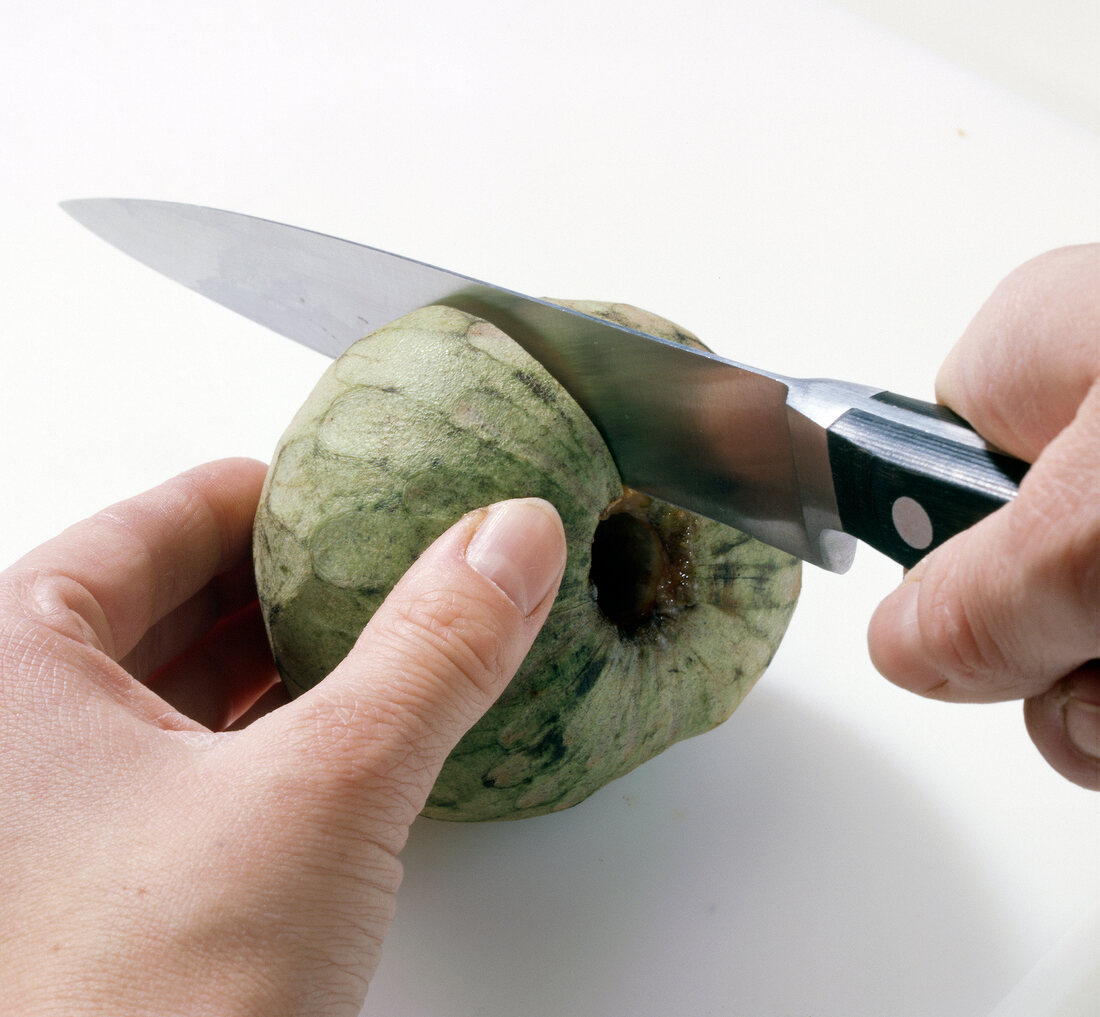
[
  {"left": 380, "top": 587, "right": 511, "bottom": 701},
  {"left": 1068, "top": 514, "right": 1100, "bottom": 651},
  {"left": 917, "top": 559, "right": 1014, "bottom": 699},
  {"left": 1011, "top": 448, "right": 1100, "bottom": 656}
]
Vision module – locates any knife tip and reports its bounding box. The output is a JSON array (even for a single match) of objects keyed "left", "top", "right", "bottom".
[{"left": 59, "top": 197, "right": 111, "bottom": 226}]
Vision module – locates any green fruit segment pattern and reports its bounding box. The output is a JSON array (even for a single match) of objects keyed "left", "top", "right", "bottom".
[{"left": 253, "top": 301, "right": 801, "bottom": 821}]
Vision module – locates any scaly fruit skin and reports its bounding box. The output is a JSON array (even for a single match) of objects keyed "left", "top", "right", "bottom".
[{"left": 253, "top": 301, "right": 801, "bottom": 821}]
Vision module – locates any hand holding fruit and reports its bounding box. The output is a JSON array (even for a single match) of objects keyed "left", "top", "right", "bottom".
[
  {"left": 869, "top": 244, "right": 1100, "bottom": 790},
  {"left": 0, "top": 459, "right": 566, "bottom": 1014}
]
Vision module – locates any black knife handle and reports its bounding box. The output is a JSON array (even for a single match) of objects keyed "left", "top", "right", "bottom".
[{"left": 826, "top": 393, "right": 1030, "bottom": 569}]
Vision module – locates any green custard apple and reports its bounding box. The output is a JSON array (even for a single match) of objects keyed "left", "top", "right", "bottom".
[{"left": 253, "top": 300, "right": 801, "bottom": 821}]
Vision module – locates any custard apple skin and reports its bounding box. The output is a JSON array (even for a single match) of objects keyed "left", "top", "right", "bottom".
[{"left": 253, "top": 301, "right": 801, "bottom": 821}]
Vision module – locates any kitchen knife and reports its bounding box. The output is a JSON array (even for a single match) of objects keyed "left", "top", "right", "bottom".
[{"left": 61, "top": 198, "right": 1028, "bottom": 574}]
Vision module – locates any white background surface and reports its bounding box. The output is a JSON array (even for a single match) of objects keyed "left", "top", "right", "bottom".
[
  {"left": 835, "top": 0, "right": 1099, "bottom": 132},
  {"left": 2, "top": 2, "right": 1097, "bottom": 1015}
]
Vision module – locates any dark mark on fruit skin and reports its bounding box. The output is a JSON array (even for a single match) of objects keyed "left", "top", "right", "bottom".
[
  {"left": 709, "top": 535, "right": 751, "bottom": 557},
  {"left": 706, "top": 562, "right": 739, "bottom": 585},
  {"left": 573, "top": 655, "right": 602, "bottom": 697},
  {"left": 514, "top": 369, "right": 558, "bottom": 404},
  {"left": 372, "top": 490, "right": 405, "bottom": 513},
  {"left": 534, "top": 725, "right": 566, "bottom": 764},
  {"left": 482, "top": 726, "right": 567, "bottom": 789}
]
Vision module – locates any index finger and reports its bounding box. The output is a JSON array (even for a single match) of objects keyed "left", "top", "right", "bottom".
[
  {"left": 935, "top": 244, "right": 1100, "bottom": 461},
  {"left": 5, "top": 458, "right": 268, "bottom": 661}
]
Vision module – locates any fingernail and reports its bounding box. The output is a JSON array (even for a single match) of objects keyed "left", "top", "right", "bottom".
[
  {"left": 1066, "top": 669, "right": 1100, "bottom": 760},
  {"left": 465, "top": 499, "right": 566, "bottom": 616}
]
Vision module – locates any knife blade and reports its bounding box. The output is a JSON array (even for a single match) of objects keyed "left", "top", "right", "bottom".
[{"left": 61, "top": 198, "right": 1028, "bottom": 573}]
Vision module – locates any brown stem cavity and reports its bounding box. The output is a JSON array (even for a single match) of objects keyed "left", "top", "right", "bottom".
[{"left": 589, "top": 489, "right": 697, "bottom": 634}]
